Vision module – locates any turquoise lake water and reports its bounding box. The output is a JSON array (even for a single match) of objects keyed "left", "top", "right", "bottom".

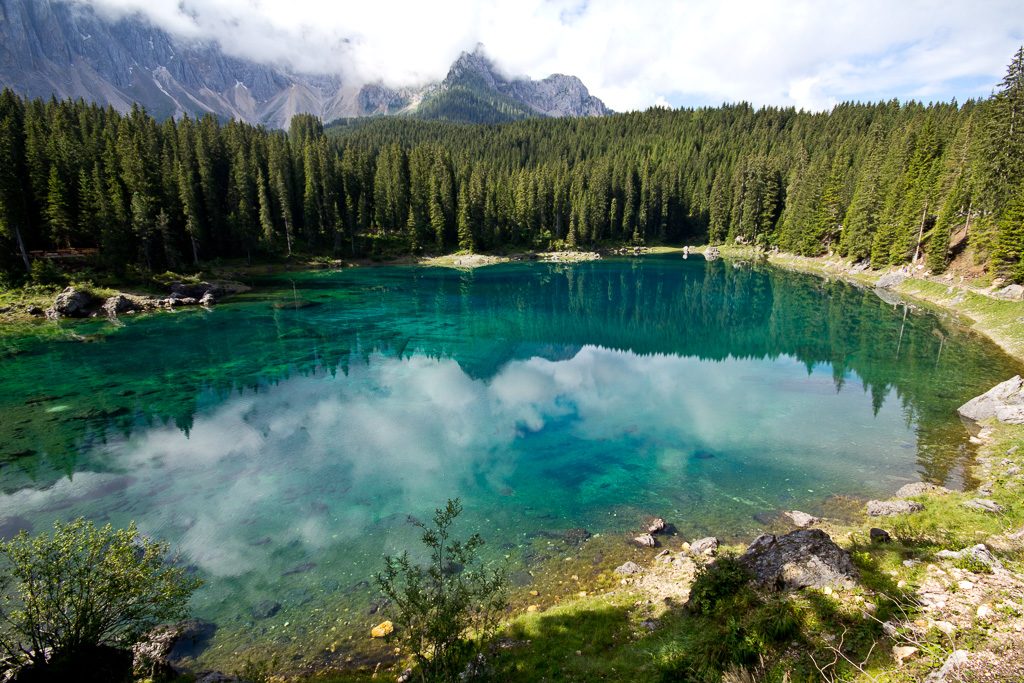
[{"left": 0, "top": 255, "right": 1019, "bottom": 664}]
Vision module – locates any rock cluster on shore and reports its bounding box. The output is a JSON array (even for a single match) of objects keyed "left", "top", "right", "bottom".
[{"left": 42, "top": 281, "right": 249, "bottom": 321}]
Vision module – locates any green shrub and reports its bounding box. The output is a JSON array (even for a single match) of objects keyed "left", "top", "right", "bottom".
[
  {"left": 0, "top": 518, "right": 201, "bottom": 672},
  {"left": 686, "top": 555, "right": 752, "bottom": 615},
  {"left": 952, "top": 553, "right": 993, "bottom": 574},
  {"left": 376, "top": 499, "right": 507, "bottom": 682}
]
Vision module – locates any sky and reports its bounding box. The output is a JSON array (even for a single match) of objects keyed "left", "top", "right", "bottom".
[{"left": 72, "top": 0, "right": 1024, "bottom": 112}]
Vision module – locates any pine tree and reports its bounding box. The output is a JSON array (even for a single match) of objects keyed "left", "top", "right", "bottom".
[{"left": 457, "top": 182, "right": 474, "bottom": 252}]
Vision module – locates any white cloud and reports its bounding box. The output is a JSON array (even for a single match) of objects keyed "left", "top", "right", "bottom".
[{"left": 63, "top": 0, "right": 1024, "bottom": 111}]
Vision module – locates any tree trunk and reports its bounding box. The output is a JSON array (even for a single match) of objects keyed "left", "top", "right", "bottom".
[
  {"left": 13, "top": 222, "right": 30, "bottom": 274},
  {"left": 912, "top": 203, "right": 928, "bottom": 263}
]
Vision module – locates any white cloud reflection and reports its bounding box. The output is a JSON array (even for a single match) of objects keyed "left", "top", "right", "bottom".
[{"left": 0, "top": 347, "right": 909, "bottom": 578}]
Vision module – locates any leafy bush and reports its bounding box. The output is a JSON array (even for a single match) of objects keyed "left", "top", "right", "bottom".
[
  {"left": 0, "top": 518, "right": 201, "bottom": 672},
  {"left": 376, "top": 499, "right": 507, "bottom": 682},
  {"left": 686, "top": 555, "right": 752, "bottom": 615}
]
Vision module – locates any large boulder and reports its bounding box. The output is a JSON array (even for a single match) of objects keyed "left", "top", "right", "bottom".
[
  {"left": 958, "top": 376, "right": 1024, "bottom": 425},
  {"left": 45, "top": 286, "right": 98, "bottom": 319},
  {"left": 738, "top": 529, "right": 857, "bottom": 591}
]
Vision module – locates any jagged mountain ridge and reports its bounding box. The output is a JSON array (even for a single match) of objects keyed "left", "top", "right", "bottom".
[{"left": 0, "top": 0, "right": 611, "bottom": 127}]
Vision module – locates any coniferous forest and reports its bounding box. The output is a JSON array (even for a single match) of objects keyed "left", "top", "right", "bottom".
[{"left": 1, "top": 48, "right": 1023, "bottom": 284}]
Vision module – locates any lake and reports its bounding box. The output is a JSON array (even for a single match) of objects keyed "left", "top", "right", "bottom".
[{"left": 0, "top": 255, "right": 1018, "bottom": 667}]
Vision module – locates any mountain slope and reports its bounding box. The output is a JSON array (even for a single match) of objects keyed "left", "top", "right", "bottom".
[
  {"left": 0, "top": 0, "right": 611, "bottom": 126},
  {"left": 412, "top": 47, "right": 612, "bottom": 123}
]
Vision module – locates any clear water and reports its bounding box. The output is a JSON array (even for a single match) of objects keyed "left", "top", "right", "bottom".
[{"left": 0, "top": 256, "right": 1019, "bottom": 665}]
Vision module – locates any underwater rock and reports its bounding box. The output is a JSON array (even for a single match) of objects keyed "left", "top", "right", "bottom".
[
  {"left": 282, "top": 561, "right": 317, "bottom": 576},
  {"left": 250, "top": 600, "right": 281, "bottom": 620},
  {"left": 633, "top": 533, "right": 657, "bottom": 548},
  {"left": 866, "top": 500, "right": 923, "bottom": 516},
  {"left": 784, "top": 510, "right": 818, "bottom": 528},
  {"left": 562, "top": 528, "right": 592, "bottom": 545},
  {"left": 371, "top": 620, "right": 394, "bottom": 638},
  {"left": 738, "top": 528, "right": 857, "bottom": 591},
  {"left": 895, "top": 482, "right": 952, "bottom": 498},
  {"left": 614, "top": 561, "right": 643, "bottom": 575},
  {"left": 689, "top": 537, "right": 719, "bottom": 556}
]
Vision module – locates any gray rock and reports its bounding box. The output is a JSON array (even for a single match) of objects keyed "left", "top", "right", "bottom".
[
  {"left": 200, "top": 291, "right": 216, "bottom": 306},
  {"left": 102, "top": 294, "right": 142, "bottom": 318},
  {"left": 633, "top": 533, "right": 657, "bottom": 548},
  {"left": 647, "top": 517, "right": 666, "bottom": 534},
  {"left": 704, "top": 246, "right": 721, "bottom": 261},
  {"left": 876, "top": 271, "right": 907, "bottom": 289},
  {"left": 46, "top": 286, "right": 97, "bottom": 319},
  {"left": 784, "top": 510, "right": 818, "bottom": 528},
  {"left": 250, "top": 600, "right": 281, "bottom": 620},
  {"left": 866, "top": 500, "right": 924, "bottom": 516},
  {"left": 935, "top": 544, "right": 1002, "bottom": 570},
  {"left": 26, "top": 305, "right": 44, "bottom": 316},
  {"left": 133, "top": 624, "right": 182, "bottom": 679},
  {"left": 614, "top": 561, "right": 643, "bottom": 575},
  {"left": 958, "top": 376, "right": 1024, "bottom": 424},
  {"left": 925, "top": 650, "right": 969, "bottom": 682},
  {"left": 869, "top": 528, "right": 892, "bottom": 543},
  {"left": 738, "top": 528, "right": 857, "bottom": 591},
  {"left": 689, "top": 537, "right": 719, "bottom": 556},
  {"left": 962, "top": 498, "right": 1004, "bottom": 514},
  {"left": 993, "top": 284, "right": 1024, "bottom": 300},
  {"left": 132, "top": 619, "right": 216, "bottom": 678},
  {"left": 895, "top": 482, "right": 952, "bottom": 498}
]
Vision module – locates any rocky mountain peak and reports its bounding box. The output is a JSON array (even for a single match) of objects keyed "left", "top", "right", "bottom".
[{"left": 0, "top": 1, "right": 611, "bottom": 126}]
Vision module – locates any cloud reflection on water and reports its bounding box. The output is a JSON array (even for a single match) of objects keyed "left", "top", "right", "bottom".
[{"left": 0, "top": 345, "right": 910, "bottom": 581}]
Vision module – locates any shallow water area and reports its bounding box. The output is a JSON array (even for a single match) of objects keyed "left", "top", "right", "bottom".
[{"left": 0, "top": 255, "right": 1019, "bottom": 668}]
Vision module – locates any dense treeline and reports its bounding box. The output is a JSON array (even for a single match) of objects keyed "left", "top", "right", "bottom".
[{"left": 1, "top": 48, "right": 1023, "bottom": 283}]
